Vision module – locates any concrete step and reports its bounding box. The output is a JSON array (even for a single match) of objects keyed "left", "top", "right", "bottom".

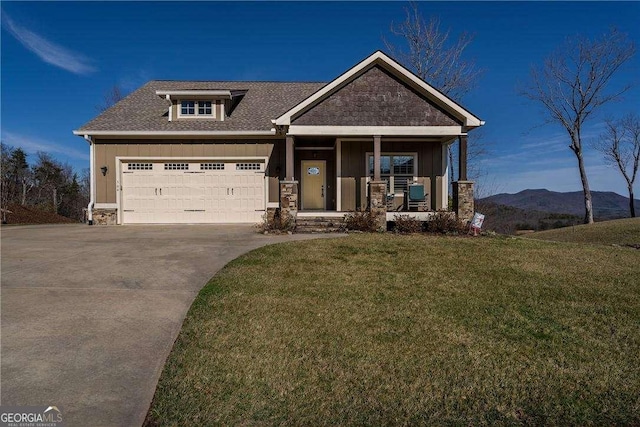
[
  {"left": 295, "top": 227, "right": 344, "bottom": 233},
  {"left": 295, "top": 216, "right": 345, "bottom": 233}
]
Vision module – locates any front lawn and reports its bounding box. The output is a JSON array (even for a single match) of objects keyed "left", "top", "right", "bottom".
[{"left": 145, "top": 234, "right": 639, "bottom": 426}]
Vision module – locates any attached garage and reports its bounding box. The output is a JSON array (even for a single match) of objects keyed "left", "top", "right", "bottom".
[{"left": 119, "top": 159, "right": 266, "bottom": 224}]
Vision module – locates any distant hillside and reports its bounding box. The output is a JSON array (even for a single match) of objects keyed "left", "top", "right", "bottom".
[
  {"left": 480, "top": 189, "right": 640, "bottom": 220},
  {"left": 474, "top": 200, "right": 581, "bottom": 234}
]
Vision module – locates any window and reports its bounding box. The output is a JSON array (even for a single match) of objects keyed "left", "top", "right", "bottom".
[
  {"left": 180, "top": 100, "right": 214, "bottom": 117},
  {"left": 236, "top": 163, "right": 262, "bottom": 171},
  {"left": 128, "top": 163, "right": 153, "bottom": 170},
  {"left": 368, "top": 154, "right": 416, "bottom": 194},
  {"left": 180, "top": 101, "right": 195, "bottom": 115},
  {"left": 200, "top": 163, "right": 224, "bottom": 170},
  {"left": 198, "top": 101, "right": 212, "bottom": 115},
  {"left": 164, "top": 163, "right": 189, "bottom": 170}
]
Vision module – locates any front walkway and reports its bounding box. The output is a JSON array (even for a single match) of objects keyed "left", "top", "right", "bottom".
[{"left": 0, "top": 224, "right": 341, "bottom": 426}]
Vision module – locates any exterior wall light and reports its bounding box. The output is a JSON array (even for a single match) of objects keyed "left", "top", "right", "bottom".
[{"left": 101, "top": 166, "right": 108, "bottom": 176}]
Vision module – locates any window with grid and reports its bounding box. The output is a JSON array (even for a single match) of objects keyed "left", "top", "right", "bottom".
[
  {"left": 368, "top": 154, "right": 415, "bottom": 194},
  {"left": 180, "top": 100, "right": 214, "bottom": 117},
  {"left": 200, "top": 163, "right": 224, "bottom": 170},
  {"left": 180, "top": 101, "right": 195, "bottom": 115},
  {"left": 164, "top": 163, "right": 189, "bottom": 170},
  {"left": 198, "top": 101, "right": 212, "bottom": 115},
  {"left": 128, "top": 163, "right": 153, "bottom": 170},
  {"left": 236, "top": 163, "right": 262, "bottom": 171}
]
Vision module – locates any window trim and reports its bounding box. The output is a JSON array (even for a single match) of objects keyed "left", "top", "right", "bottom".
[
  {"left": 366, "top": 152, "right": 418, "bottom": 195},
  {"left": 177, "top": 100, "right": 217, "bottom": 118}
]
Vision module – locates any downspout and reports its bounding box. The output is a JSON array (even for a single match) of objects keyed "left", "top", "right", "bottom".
[{"left": 84, "top": 134, "right": 95, "bottom": 225}]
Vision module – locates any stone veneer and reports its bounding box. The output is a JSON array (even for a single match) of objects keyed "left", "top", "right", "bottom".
[
  {"left": 279, "top": 181, "right": 299, "bottom": 225},
  {"left": 368, "top": 181, "right": 387, "bottom": 231},
  {"left": 92, "top": 208, "right": 117, "bottom": 225},
  {"left": 453, "top": 181, "right": 474, "bottom": 223}
]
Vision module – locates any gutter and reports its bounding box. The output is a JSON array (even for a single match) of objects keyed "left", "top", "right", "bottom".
[
  {"left": 71, "top": 130, "right": 276, "bottom": 137},
  {"left": 83, "top": 134, "right": 95, "bottom": 225}
]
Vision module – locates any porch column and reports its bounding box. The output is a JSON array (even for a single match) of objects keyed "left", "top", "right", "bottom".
[
  {"left": 286, "top": 135, "right": 295, "bottom": 181},
  {"left": 373, "top": 135, "right": 381, "bottom": 181},
  {"left": 369, "top": 135, "right": 386, "bottom": 231},
  {"left": 453, "top": 134, "right": 473, "bottom": 223},
  {"left": 458, "top": 134, "right": 468, "bottom": 181}
]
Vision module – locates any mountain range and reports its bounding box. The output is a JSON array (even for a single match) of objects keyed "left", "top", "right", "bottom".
[{"left": 479, "top": 189, "right": 639, "bottom": 220}]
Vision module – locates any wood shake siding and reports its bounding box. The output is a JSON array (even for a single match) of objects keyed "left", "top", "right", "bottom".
[
  {"left": 94, "top": 140, "right": 278, "bottom": 203},
  {"left": 292, "top": 66, "right": 461, "bottom": 126}
]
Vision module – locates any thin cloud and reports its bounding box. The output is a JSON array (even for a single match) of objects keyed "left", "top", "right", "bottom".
[
  {"left": 2, "top": 13, "right": 96, "bottom": 75},
  {"left": 2, "top": 131, "right": 88, "bottom": 161}
]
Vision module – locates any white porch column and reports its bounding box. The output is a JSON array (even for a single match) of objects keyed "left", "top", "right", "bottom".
[
  {"left": 285, "top": 135, "right": 295, "bottom": 181},
  {"left": 373, "top": 135, "right": 381, "bottom": 181}
]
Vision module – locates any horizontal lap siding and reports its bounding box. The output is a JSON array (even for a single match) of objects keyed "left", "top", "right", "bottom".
[{"left": 94, "top": 139, "right": 278, "bottom": 204}]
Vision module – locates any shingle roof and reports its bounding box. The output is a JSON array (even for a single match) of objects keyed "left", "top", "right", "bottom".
[{"left": 76, "top": 80, "right": 326, "bottom": 133}]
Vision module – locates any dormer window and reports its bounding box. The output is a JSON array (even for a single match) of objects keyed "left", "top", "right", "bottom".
[
  {"left": 180, "top": 100, "right": 213, "bottom": 117},
  {"left": 156, "top": 89, "right": 248, "bottom": 122},
  {"left": 198, "top": 101, "right": 212, "bottom": 115}
]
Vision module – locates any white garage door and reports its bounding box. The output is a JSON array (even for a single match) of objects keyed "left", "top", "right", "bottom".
[{"left": 121, "top": 161, "right": 265, "bottom": 224}]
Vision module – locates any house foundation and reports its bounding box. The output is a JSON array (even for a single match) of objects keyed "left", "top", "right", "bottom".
[{"left": 92, "top": 208, "right": 117, "bottom": 225}]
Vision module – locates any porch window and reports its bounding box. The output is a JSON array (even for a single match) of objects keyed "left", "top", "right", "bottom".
[{"left": 368, "top": 154, "right": 416, "bottom": 194}]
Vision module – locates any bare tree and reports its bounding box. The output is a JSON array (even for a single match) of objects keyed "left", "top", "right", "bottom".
[
  {"left": 384, "top": 2, "right": 485, "bottom": 188},
  {"left": 593, "top": 113, "right": 640, "bottom": 217},
  {"left": 96, "top": 84, "right": 125, "bottom": 112},
  {"left": 521, "top": 29, "right": 635, "bottom": 224},
  {"left": 385, "top": 2, "right": 481, "bottom": 101},
  {"left": 1, "top": 143, "right": 12, "bottom": 223}
]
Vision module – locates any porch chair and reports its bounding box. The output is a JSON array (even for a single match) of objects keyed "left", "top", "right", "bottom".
[{"left": 405, "top": 183, "right": 429, "bottom": 212}]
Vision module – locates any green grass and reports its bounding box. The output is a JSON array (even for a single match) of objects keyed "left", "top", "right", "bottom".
[
  {"left": 145, "top": 234, "right": 639, "bottom": 426},
  {"left": 526, "top": 217, "right": 640, "bottom": 246}
]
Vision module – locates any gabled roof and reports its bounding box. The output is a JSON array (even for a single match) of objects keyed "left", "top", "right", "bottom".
[
  {"left": 274, "top": 50, "right": 483, "bottom": 128},
  {"left": 74, "top": 81, "right": 325, "bottom": 135}
]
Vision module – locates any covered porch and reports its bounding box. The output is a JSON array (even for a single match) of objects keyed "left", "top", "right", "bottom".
[
  {"left": 268, "top": 51, "right": 482, "bottom": 227},
  {"left": 273, "top": 132, "right": 473, "bottom": 225}
]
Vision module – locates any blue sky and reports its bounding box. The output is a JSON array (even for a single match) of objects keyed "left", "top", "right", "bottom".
[{"left": 1, "top": 1, "right": 639, "bottom": 196}]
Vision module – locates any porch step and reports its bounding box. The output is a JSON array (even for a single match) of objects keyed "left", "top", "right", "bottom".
[{"left": 295, "top": 215, "right": 346, "bottom": 233}]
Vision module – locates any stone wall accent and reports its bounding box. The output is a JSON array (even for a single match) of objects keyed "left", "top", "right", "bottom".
[
  {"left": 368, "top": 181, "right": 388, "bottom": 231},
  {"left": 280, "top": 181, "right": 299, "bottom": 226},
  {"left": 92, "top": 208, "right": 117, "bottom": 225},
  {"left": 266, "top": 207, "right": 278, "bottom": 225},
  {"left": 453, "top": 181, "right": 474, "bottom": 224},
  {"left": 293, "top": 65, "right": 461, "bottom": 126}
]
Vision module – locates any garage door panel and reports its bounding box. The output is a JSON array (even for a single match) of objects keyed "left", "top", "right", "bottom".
[{"left": 121, "top": 161, "right": 265, "bottom": 224}]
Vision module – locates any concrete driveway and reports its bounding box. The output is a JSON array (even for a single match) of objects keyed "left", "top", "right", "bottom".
[{"left": 1, "top": 224, "right": 338, "bottom": 426}]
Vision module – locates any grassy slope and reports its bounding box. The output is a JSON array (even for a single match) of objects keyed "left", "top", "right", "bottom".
[
  {"left": 146, "top": 234, "right": 639, "bottom": 426},
  {"left": 526, "top": 217, "right": 640, "bottom": 246}
]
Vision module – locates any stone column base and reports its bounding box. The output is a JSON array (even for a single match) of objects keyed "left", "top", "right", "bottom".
[
  {"left": 92, "top": 208, "right": 117, "bottom": 225},
  {"left": 453, "top": 181, "right": 474, "bottom": 223},
  {"left": 280, "top": 181, "right": 299, "bottom": 227},
  {"left": 368, "top": 181, "right": 387, "bottom": 231}
]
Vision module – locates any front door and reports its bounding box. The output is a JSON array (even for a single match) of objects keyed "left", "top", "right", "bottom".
[{"left": 301, "top": 160, "right": 326, "bottom": 210}]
